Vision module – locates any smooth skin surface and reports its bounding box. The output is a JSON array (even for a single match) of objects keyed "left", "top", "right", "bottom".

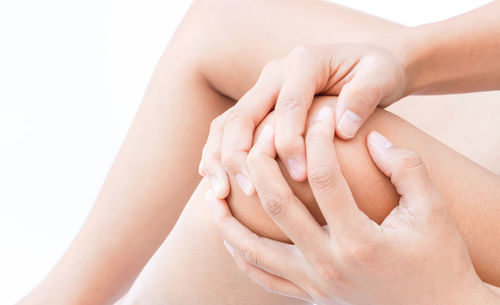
[
  {"left": 210, "top": 105, "right": 498, "bottom": 304},
  {"left": 17, "top": 0, "right": 500, "bottom": 304},
  {"left": 121, "top": 97, "right": 500, "bottom": 305},
  {"left": 200, "top": 0, "right": 500, "bottom": 198}
]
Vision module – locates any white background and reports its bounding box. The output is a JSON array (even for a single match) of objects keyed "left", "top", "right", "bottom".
[{"left": 0, "top": 0, "right": 493, "bottom": 304}]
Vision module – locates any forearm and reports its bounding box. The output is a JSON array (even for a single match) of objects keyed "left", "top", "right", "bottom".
[{"left": 385, "top": 0, "right": 500, "bottom": 95}]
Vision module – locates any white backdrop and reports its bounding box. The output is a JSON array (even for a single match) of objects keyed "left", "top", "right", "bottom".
[{"left": 0, "top": 0, "right": 493, "bottom": 304}]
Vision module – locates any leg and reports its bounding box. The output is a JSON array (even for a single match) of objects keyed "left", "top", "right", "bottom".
[
  {"left": 119, "top": 97, "right": 500, "bottom": 305},
  {"left": 18, "top": 12, "right": 233, "bottom": 305},
  {"left": 18, "top": 0, "right": 500, "bottom": 304},
  {"left": 195, "top": 0, "right": 500, "bottom": 172}
]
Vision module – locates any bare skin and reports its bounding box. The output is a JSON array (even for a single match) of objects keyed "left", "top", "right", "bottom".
[
  {"left": 17, "top": 1, "right": 500, "bottom": 305},
  {"left": 121, "top": 97, "right": 500, "bottom": 305}
]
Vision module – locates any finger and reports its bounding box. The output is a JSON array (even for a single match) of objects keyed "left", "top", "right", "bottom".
[
  {"left": 228, "top": 247, "right": 312, "bottom": 302},
  {"left": 206, "top": 190, "right": 303, "bottom": 281},
  {"left": 221, "top": 61, "right": 283, "bottom": 195},
  {"left": 335, "top": 69, "right": 382, "bottom": 140},
  {"left": 275, "top": 50, "right": 326, "bottom": 182},
  {"left": 305, "top": 106, "right": 371, "bottom": 236},
  {"left": 366, "top": 131, "right": 445, "bottom": 214},
  {"left": 201, "top": 113, "right": 230, "bottom": 198},
  {"left": 247, "top": 134, "right": 327, "bottom": 253}
]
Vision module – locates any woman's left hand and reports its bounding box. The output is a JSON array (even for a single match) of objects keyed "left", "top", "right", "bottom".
[{"left": 206, "top": 107, "right": 496, "bottom": 305}]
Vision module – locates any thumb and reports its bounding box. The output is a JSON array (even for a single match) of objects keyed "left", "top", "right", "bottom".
[
  {"left": 335, "top": 74, "right": 382, "bottom": 140},
  {"left": 366, "top": 131, "right": 444, "bottom": 213}
]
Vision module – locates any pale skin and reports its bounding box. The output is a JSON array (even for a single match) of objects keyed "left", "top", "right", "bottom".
[
  {"left": 208, "top": 101, "right": 499, "bottom": 304},
  {"left": 200, "top": 0, "right": 500, "bottom": 196},
  {"left": 16, "top": 0, "right": 500, "bottom": 305}
]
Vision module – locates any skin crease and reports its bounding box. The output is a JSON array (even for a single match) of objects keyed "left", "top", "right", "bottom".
[
  {"left": 227, "top": 98, "right": 399, "bottom": 242},
  {"left": 15, "top": 0, "right": 500, "bottom": 304},
  {"left": 117, "top": 96, "right": 500, "bottom": 305},
  {"left": 200, "top": 0, "right": 500, "bottom": 200},
  {"left": 226, "top": 96, "right": 500, "bottom": 287}
]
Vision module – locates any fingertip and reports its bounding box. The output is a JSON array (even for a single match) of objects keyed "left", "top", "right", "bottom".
[
  {"left": 286, "top": 157, "right": 307, "bottom": 181},
  {"left": 198, "top": 160, "right": 206, "bottom": 176},
  {"left": 235, "top": 173, "right": 255, "bottom": 196},
  {"left": 336, "top": 109, "right": 362, "bottom": 139},
  {"left": 208, "top": 172, "right": 230, "bottom": 199},
  {"left": 369, "top": 130, "right": 393, "bottom": 149},
  {"left": 366, "top": 130, "right": 397, "bottom": 179}
]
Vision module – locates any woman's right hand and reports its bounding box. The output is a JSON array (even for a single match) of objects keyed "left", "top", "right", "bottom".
[{"left": 199, "top": 43, "right": 409, "bottom": 198}]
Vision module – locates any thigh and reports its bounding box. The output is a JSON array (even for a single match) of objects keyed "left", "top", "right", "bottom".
[
  {"left": 191, "top": 0, "right": 500, "bottom": 172},
  {"left": 120, "top": 179, "right": 309, "bottom": 305}
]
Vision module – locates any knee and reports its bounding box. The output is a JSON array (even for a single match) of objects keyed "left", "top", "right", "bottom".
[{"left": 226, "top": 96, "right": 400, "bottom": 242}]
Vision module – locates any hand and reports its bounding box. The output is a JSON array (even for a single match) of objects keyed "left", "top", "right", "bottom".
[
  {"left": 199, "top": 43, "right": 407, "bottom": 198},
  {"left": 206, "top": 106, "right": 496, "bottom": 305}
]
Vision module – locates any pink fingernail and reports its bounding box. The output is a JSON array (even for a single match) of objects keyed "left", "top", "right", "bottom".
[
  {"left": 235, "top": 174, "right": 253, "bottom": 196},
  {"left": 209, "top": 175, "right": 225, "bottom": 198},
  {"left": 312, "top": 106, "right": 333, "bottom": 123},
  {"left": 256, "top": 124, "right": 275, "bottom": 144},
  {"left": 338, "top": 110, "right": 362, "bottom": 138},
  {"left": 370, "top": 131, "right": 393, "bottom": 149},
  {"left": 287, "top": 158, "right": 303, "bottom": 180}
]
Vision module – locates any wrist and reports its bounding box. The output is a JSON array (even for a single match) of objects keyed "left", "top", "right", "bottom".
[{"left": 369, "top": 26, "right": 432, "bottom": 97}]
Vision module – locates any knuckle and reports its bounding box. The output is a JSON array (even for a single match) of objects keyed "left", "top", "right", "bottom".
[
  {"left": 343, "top": 86, "right": 377, "bottom": 113},
  {"left": 202, "top": 144, "right": 219, "bottom": 163},
  {"left": 394, "top": 150, "right": 423, "bottom": 171},
  {"left": 289, "top": 45, "right": 314, "bottom": 60},
  {"left": 393, "top": 149, "right": 423, "bottom": 179},
  {"left": 316, "top": 264, "right": 344, "bottom": 285},
  {"left": 275, "top": 93, "right": 304, "bottom": 114},
  {"left": 260, "top": 59, "right": 282, "bottom": 78},
  {"left": 225, "top": 108, "right": 245, "bottom": 123},
  {"left": 339, "top": 240, "right": 378, "bottom": 267},
  {"left": 220, "top": 152, "right": 238, "bottom": 172},
  {"left": 242, "top": 245, "right": 259, "bottom": 267},
  {"left": 209, "top": 114, "right": 224, "bottom": 132},
  {"left": 274, "top": 134, "right": 301, "bottom": 156},
  {"left": 260, "top": 192, "right": 289, "bottom": 219},
  {"left": 308, "top": 165, "right": 337, "bottom": 190}
]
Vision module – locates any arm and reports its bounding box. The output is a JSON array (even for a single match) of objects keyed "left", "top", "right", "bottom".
[
  {"left": 200, "top": 0, "right": 500, "bottom": 193},
  {"left": 385, "top": 0, "right": 500, "bottom": 95}
]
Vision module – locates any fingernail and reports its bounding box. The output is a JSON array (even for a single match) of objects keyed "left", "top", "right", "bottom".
[
  {"left": 312, "top": 106, "right": 333, "bottom": 123},
  {"left": 198, "top": 160, "right": 205, "bottom": 176},
  {"left": 235, "top": 173, "right": 253, "bottom": 196},
  {"left": 209, "top": 175, "right": 225, "bottom": 198},
  {"left": 287, "top": 158, "right": 304, "bottom": 180},
  {"left": 256, "top": 124, "right": 275, "bottom": 145},
  {"left": 223, "top": 240, "right": 235, "bottom": 257},
  {"left": 338, "top": 110, "right": 362, "bottom": 138},
  {"left": 370, "top": 131, "right": 393, "bottom": 149}
]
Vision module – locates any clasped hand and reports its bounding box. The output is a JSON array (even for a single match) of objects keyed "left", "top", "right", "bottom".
[{"left": 206, "top": 106, "right": 494, "bottom": 305}]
